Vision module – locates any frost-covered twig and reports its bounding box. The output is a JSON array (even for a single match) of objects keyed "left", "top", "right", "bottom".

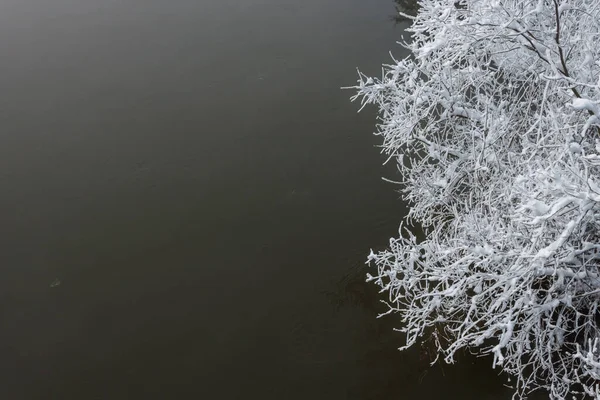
[{"left": 353, "top": 0, "right": 600, "bottom": 398}]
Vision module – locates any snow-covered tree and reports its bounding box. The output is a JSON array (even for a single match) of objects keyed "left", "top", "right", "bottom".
[{"left": 351, "top": 0, "right": 600, "bottom": 398}]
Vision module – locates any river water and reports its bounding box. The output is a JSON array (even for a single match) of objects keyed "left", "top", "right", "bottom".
[{"left": 0, "top": 1, "right": 530, "bottom": 399}]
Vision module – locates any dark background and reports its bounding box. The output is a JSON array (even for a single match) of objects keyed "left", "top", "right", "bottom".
[{"left": 0, "top": 0, "right": 524, "bottom": 398}]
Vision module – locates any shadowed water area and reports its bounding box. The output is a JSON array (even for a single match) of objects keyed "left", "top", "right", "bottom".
[{"left": 0, "top": 0, "right": 545, "bottom": 399}]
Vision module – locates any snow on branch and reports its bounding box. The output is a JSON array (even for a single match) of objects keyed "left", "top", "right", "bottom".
[{"left": 352, "top": 0, "right": 600, "bottom": 398}]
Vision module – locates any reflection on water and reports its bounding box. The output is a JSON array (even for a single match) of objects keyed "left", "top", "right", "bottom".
[{"left": 392, "top": 0, "right": 420, "bottom": 23}]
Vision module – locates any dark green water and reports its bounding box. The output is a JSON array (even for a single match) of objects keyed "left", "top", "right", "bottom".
[{"left": 0, "top": 1, "right": 532, "bottom": 399}]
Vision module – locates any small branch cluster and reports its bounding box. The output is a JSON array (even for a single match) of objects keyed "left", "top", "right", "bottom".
[{"left": 352, "top": 1, "right": 600, "bottom": 398}]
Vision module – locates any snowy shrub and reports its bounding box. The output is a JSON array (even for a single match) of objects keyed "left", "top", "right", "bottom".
[{"left": 351, "top": 0, "right": 600, "bottom": 398}]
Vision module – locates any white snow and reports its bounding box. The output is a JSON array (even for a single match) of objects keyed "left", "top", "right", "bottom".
[{"left": 352, "top": 0, "right": 600, "bottom": 398}]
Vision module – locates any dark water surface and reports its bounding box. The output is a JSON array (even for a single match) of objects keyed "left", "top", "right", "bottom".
[{"left": 0, "top": 1, "right": 527, "bottom": 399}]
